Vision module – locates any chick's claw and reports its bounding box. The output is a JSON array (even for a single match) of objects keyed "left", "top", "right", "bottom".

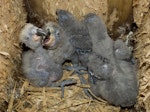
[
  {"left": 47, "top": 78, "right": 77, "bottom": 98},
  {"left": 60, "top": 78, "right": 77, "bottom": 98},
  {"left": 77, "top": 71, "right": 93, "bottom": 98},
  {"left": 63, "top": 64, "right": 87, "bottom": 75}
]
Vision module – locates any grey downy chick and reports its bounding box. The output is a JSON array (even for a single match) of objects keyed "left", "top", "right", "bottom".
[
  {"left": 83, "top": 13, "right": 114, "bottom": 60},
  {"left": 83, "top": 13, "right": 114, "bottom": 82},
  {"left": 56, "top": 9, "right": 93, "bottom": 69},
  {"left": 56, "top": 9, "right": 94, "bottom": 98},
  {"left": 84, "top": 14, "right": 138, "bottom": 107},
  {"left": 42, "top": 22, "right": 78, "bottom": 97},
  {"left": 20, "top": 23, "right": 63, "bottom": 87},
  {"left": 42, "top": 22, "right": 74, "bottom": 65},
  {"left": 89, "top": 59, "right": 138, "bottom": 107}
]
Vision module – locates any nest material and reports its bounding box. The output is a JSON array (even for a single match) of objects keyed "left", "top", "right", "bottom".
[
  {"left": 24, "top": 0, "right": 108, "bottom": 27},
  {"left": 0, "top": 0, "right": 26, "bottom": 109},
  {"left": 0, "top": 0, "right": 150, "bottom": 111},
  {"left": 134, "top": 11, "right": 150, "bottom": 111}
]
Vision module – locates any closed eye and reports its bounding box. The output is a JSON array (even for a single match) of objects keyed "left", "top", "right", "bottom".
[
  {"left": 56, "top": 31, "right": 60, "bottom": 36},
  {"left": 26, "top": 36, "right": 30, "bottom": 40}
]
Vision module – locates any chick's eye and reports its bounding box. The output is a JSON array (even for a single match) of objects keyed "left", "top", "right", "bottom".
[
  {"left": 56, "top": 30, "right": 60, "bottom": 36},
  {"left": 26, "top": 36, "right": 30, "bottom": 40},
  {"left": 56, "top": 32, "right": 60, "bottom": 36},
  {"left": 46, "top": 30, "right": 50, "bottom": 36}
]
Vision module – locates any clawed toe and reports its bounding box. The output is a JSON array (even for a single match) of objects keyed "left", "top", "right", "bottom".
[
  {"left": 63, "top": 65, "right": 87, "bottom": 75},
  {"left": 60, "top": 78, "right": 77, "bottom": 98}
]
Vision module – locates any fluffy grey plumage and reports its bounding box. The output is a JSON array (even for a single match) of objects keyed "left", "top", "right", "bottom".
[
  {"left": 42, "top": 22, "right": 74, "bottom": 65},
  {"left": 56, "top": 10, "right": 94, "bottom": 97},
  {"left": 84, "top": 13, "right": 114, "bottom": 59},
  {"left": 41, "top": 22, "right": 77, "bottom": 97},
  {"left": 20, "top": 23, "right": 43, "bottom": 50},
  {"left": 56, "top": 9, "right": 92, "bottom": 67},
  {"left": 20, "top": 23, "right": 63, "bottom": 87},
  {"left": 114, "top": 39, "right": 132, "bottom": 60},
  {"left": 84, "top": 14, "right": 138, "bottom": 107}
]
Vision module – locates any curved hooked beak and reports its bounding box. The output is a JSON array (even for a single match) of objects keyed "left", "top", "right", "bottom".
[
  {"left": 32, "top": 28, "right": 47, "bottom": 42},
  {"left": 36, "top": 28, "right": 47, "bottom": 37},
  {"left": 36, "top": 28, "right": 51, "bottom": 39},
  {"left": 35, "top": 28, "right": 51, "bottom": 46}
]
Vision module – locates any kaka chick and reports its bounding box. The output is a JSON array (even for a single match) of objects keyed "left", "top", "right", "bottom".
[
  {"left": 56, "top": 9, "right": 92, "bottom": 69},
  {"left": 42, "top": 22, "right": 75, "bottom": 65},
  {"left": 20, "top": 23, "right": 64, "bottom": 87},
  {"left": 84, "top": 13, "right": 138, "bottom": 107},
  {"left": 56, "top": 10, "right": 94, "bottom": 97}
]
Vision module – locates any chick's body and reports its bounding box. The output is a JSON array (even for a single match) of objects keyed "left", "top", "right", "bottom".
[
  {"left": 56, "top": 9, "right": 92, "bottom": 67},
  {"left": 42, "top": 22, "right": 74, "bottom": 65},
  {"left": 20, "top": 23, "right": 63, "bottom": 87},
  {"left": 84, "top": 13, "right": 114, "bottom": 60},
  {"left": 89, "top": 56, "right": 138, "bottom": 107},
  {"left": 22, "top": 47, "right": 63, "bottom": 87},
  {"left": 84, "top": 14, "right": 138, "bottom": 107}
]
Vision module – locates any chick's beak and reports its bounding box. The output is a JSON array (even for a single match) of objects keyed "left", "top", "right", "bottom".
[
  {"left": 36, "top": 28, "right": 47, "bottom": 37},
  {"left": 34, "top": 28, "right": 49, "bottom": 42},
  {"left": 44, "top": 35, "right": 55, "bottom": 46},
  {"left": 42, "top": 29, "right": 52, "bottom": 45}
]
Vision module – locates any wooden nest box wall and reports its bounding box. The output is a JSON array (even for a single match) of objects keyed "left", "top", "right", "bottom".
[{"left": 0, "top": 0, "right": 149, "bottom": 111}]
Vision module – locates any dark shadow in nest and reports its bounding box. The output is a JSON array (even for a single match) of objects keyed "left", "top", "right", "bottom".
[
  {"left": 120, "top": 106, "right": 146, "bottom": 112},
  {"left": 23, "top": 0, "right": 44, "bottom": 27},
  {"left": 23, "top": 0, "right": 56, "bottom": 28}
]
